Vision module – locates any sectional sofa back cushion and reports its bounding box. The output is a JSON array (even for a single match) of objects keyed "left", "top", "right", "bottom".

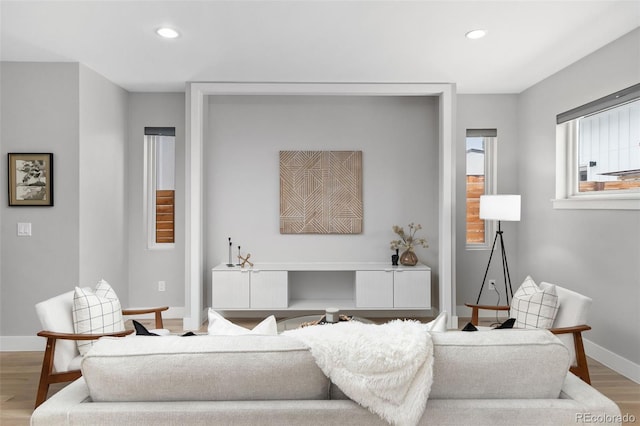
[
  {"left": 81, "top": 335, "right": 329, "bottom": 402},
  {"left": 429, "top": 329, "right": 570, "bottom": 399},
  {"left": 83, "top": 330, "right": 569, "bottom": 403}
]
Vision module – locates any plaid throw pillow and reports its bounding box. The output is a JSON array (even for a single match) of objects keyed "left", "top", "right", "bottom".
[
  {"left": 72, "top": 280, "right": 125, "bottom": 355},
  {"left": 510, "top": 276, "right": 559, "bottom": 329}
]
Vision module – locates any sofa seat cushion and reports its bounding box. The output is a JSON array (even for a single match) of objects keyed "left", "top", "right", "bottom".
[
  {"left": 429, "top": 329, "right": 570, "bottom": 399},
  {"left": 81, "top": 335, "right": 329, "bottom": 402}
]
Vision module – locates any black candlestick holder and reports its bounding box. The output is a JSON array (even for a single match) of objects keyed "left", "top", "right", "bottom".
[{"left": 226, "top": 237, "right": 234, "bottom": 267}]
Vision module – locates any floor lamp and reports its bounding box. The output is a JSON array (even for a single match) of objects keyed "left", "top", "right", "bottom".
[{"left": 474, "top": 195, "right": 521, "bottom": 306}]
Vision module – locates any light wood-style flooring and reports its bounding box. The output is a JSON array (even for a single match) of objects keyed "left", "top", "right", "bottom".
[{"left": 1, "top": 318, "right": 638, "bottom": 425}]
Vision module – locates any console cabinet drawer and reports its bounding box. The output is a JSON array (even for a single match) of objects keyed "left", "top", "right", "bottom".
[
  {"left": 212, "top": 270, "right": 250, "bottom": 308},
  {"left": 212, "top": 270, "right": 288, "bottom": 309},
  {"left": 355, "top": 270, "right": 393, "bottom": 308},
  {"left": 393, "top": 270, "right": 431, "bottom": 308},
  {"left": 355, "top": 269, "right": 430, "bottom": 308}
]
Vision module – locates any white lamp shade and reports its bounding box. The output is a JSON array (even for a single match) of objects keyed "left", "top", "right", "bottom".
[{"left": 479, "top": 195, "right": 521, "bottom": 221}]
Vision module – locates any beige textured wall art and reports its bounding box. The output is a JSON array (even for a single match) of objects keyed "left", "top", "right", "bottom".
[{"left": 280, "top": 151, "right": 363, "bottom": 234}]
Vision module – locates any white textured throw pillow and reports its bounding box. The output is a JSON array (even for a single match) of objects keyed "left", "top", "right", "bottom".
[
  {"left": 424, "top": 311, "right": 448, "bottom": 332},
  {"left": 207, "top": 308, "right": 278, "bottom": 335},
  {"left": 72, "top": 280, "right": 125, "bottom": 355},
  {"left": 510, "top": 276, "right": 559, "bottom": 329}
]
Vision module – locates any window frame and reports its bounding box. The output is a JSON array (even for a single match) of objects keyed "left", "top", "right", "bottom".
[
  {"left": 465, "top": 132, "right": 497, "bottom": 250},
  {"left": 554, "top": 84, "right": 640, "bottom": 211},
  {"left": 144, "top": 128, "right": 176, "bottom": 250}
]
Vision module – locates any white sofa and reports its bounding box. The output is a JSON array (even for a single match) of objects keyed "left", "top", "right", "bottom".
[{"left": 31, "top": 329, "right": 621, "bottom": 426}]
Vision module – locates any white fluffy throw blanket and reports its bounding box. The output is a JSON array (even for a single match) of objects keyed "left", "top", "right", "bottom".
[{"left": 283, "top": 319, "right": 434, "bottom": 426}]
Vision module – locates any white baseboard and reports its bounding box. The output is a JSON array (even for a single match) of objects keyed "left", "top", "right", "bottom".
[{"left": 584, "top": 338, "right": 640, "bottom": 384}]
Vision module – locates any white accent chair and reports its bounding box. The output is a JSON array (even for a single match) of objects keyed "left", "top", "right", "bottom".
[
  {"left": 34, "top": 290, "right": 168, "bottom": 407},
  {"left": 465, "top": 282, "right": 592, "bottom": 384}
]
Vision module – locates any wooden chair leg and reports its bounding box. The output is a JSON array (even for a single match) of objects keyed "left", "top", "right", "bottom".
[
  {"left": 35, "top": 338, "right": 83, "bottom": 408},
  {"left": 470, "top": 307, "right": 479, "bottom": 326},
  {"left": 571, "top": 331, "right": 591, "bottom": 384},
  {"left": 155, "top": 311, "right": 164, "bottom": 329},
  {"left": 35, "top": 337, "right": 56, "bottom": 408}
]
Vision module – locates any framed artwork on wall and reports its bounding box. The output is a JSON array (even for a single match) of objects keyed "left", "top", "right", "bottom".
[
  {"left": 280, "top": 150, "right": 362, "bottom": 234},
  {"left": 8, "top": 153, "right": 54, "bottom": 206}
]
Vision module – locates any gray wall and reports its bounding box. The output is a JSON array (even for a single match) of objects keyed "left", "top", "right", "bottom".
[
  {"left": 517, "top": 28, "right": 640, "bottom": 364},
  {"left": 1, "top": 62, "right": 80, "bottom": 336},
  {"left": 204, "top": 95, "right": 440, "bottom": 309},
  {"left": 127, "top": 93, "right": 185, "bottom": 309},
  {"left": 455, "top": 94, "right": 520, "bottom": 311},
  {"left": 78, "top": 65, "right": 129, "bottom": 301},
  {"left": 0, "top": 62, "right": 128, "bottom": 336}
]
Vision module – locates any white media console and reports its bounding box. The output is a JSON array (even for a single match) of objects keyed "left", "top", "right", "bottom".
[{"left": 211, "top": 262, "right": 431, "bottom": 311}]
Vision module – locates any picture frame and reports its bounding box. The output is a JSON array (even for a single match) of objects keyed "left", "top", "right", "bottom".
[
  {"left": 280, "top": 150, "right": 362, "bottom": 234},
  {"left": 8, "top": 153, "right": 54, "bottom": 206}
]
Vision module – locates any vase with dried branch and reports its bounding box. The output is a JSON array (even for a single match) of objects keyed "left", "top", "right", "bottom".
[{"left": 390, "top": 223, "right": 428, "bottom": 266}]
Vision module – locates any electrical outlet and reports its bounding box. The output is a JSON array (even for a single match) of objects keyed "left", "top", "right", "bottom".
[
  {"left": 488, "top": 279, "right": 496, "bottom": 290},
  {"left": 158, "top": 281, "right": 166, "bottom": 292}
]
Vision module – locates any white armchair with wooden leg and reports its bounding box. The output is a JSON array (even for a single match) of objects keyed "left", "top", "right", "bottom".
[
  {"left": 34, "top": 285, "right": 168, "bottom": 408},
  {"left": 466, "top": 280, "right": 593, "bottom": 384}
]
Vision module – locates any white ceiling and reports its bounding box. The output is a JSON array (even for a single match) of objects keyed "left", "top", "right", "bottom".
[{"left": 1, "top": 1, "right": 638, "bottom": 93}]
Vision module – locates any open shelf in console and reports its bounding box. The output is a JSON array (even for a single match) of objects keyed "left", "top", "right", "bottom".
[{"left": 288, "top": 270, "right": 355, "bottom": 310}]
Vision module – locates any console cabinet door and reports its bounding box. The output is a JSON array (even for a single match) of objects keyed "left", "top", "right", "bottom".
[
  {"left": 393, "top": 270, "right": 431, "bottom": 308},
  {"left": 355, "top": 270, "right": 393, "bottom": 308},
  {"left": 250, "top": 270, "right": 288, "bottom": 308},
  {"left": 212, "top": 270, "right": 250, "bottom": 308}
]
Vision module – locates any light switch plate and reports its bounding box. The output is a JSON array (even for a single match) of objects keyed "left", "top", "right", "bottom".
[{"left": 17, "top": 222, "right": 32, "bottom": 236}]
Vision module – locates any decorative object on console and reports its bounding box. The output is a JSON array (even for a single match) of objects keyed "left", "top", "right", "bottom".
[
  {"left": 390, "top": 222, "right": 428, "bottom": 266},
  {"left": 237, "top": 245, "right": 241, "bottom": 266},
  {"left": 473, "top": 194, "right": 521, "bottom": 305},
  {"left": 8, "top": 152, "right": 54, "bottom": 206},
  {"left": 280, "top": 150, "right": 363, "bottom": 234},
  {"left": 226, "top": 237, "right": 234, "bottom": 267},
  {"left": 391, "top": 249, "right": 399, "bottom": 266},
  {"left": 238, "top": 252, "right": 253, "bottom": 268},
  {"left": 399, "top": 249, "right": 418, "bottom": 266}
]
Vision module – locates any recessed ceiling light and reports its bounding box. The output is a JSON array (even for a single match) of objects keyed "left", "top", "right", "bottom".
[
  {"left": 156, "top": 27, "right": 180, "bottom": 39},
  {"left": 465, "top": 29, "right": 487, "bottom": 40}
]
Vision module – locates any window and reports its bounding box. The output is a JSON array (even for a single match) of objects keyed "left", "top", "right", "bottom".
[
  {"left": 144, "top": 127, "right": 176, "bottom": 248},
  {"left": 555, "top": 84, "right": 640, "bottom": 210},
  {"left": 466, "top": 129, "right": 497, "bottom": 249}
]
